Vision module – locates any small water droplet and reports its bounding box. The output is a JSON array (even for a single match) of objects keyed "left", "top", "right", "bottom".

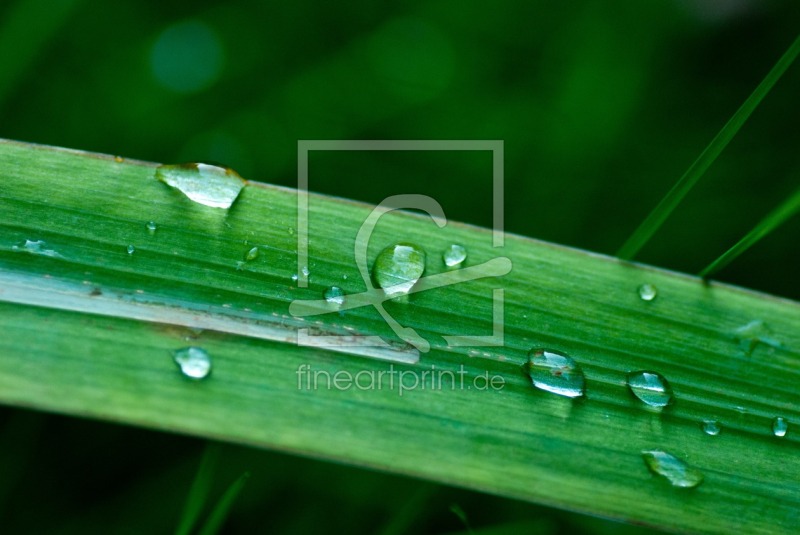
[
  {"left": 12, "top": 239, "right": 62, "bottom": 258},
  {"left": 524, "top": 348, "right": 585, "bottom": 398},
  {"left": 627, "top": 371, "right": 673, "bottom": 408},
  {"left": 287, "top": 227, "right": 295, "bottom": 235},
  {"left": 443, "top": 244, "right": 467, "bottom": 268},
  {"left": 638, "top": 284, "right": 657, "bottom": 302},
  {"left": 324, "top": 286, "right": 345, "bottom": 307},
  {"left": 372, "top": 243, "right": 426, "bottom": 298},
  {"left": 302, "top": 266, "right": 310, "bottom": 277},
  {"left": 173, "top": 346, "right": 212, "bottom": 380},
  {"left": 244, "top": 246, "right": 259, "bottom": 261},
  {"left": 127, "top": 245, "right": 136, "bottom": 255},
  {"left": 342, "top": 274, "right": 348, "bottom": 280},
  {"left": 734, "top": 320, "right": 782, "bottom": 355},
  {"left": 146, "top": 221, "right": 158, "bottom": 234},
  {"left": 155, "top": 162, "right": 245, "bottom": 209},
  {"left": 291, "top": 274, "right": 299, "bottom": 282},
  {"left": 642, "top": 450, "right": 703, "bottom": 489},
  {"left": 702, "top": 420, "right": 721, "bottom": 436},
  {"left": 772, "top": 417, "right": 788, "bottom": 437}
]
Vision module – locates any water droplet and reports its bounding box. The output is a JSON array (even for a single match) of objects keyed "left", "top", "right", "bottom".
[
  {"left": 702, "top": 420, "right": 721, "bottom": 436},
  {"left": 12, "top": 239, "right": 62, "bottom": 258},
  {"left": 638, "top": 284, "right": 657, "bottom": 302},
  {"left": 244, "top": 246, "right": 259, "bottom": 261},
  {"left": 342, "top": 274, "right": 348, "bottom": 280},
  {"left": 443, "top": 244, "right": 467, "bottom": 268},
  {"left": 302, "top": 266, "right": 310, "bottom": 277},
  {"left": 524, "top": 349, "right": 585, "bottom": 398},
  {"left": 642, "top": 450, "right": 703, "bottom": 489},
  {"left": 127, "top": 245, "right": 136, "bottom": 255},
  {"left": 372, "top": 243, "right": 426, "bottom": 298},
  {"left": 734, "top": 320, "right": 782, "bottom": 355},
  {"left": 772, "top": 417, "right": 788, "bottom": 437},
  {"left": 291, "top": 274, "right": 299, "bottom": 282},
  {"left": 155, "top": 162, "right": 245, "bottom": 209},
  {"left": 172, "top": 346, "right": 212, "bottom": 380},
  {"left": 287, "top": 227, "right": 295, "bottom": 235},
  {"left": 324, "top": 286, "right": 345, "bottom": 307},
  {"left": 627, "top": 371, "right": 673, "bottom": 408},
  {"left": 146, "top": 221, "right": 158, "bottom": 234}
]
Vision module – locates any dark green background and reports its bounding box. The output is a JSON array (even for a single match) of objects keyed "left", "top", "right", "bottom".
[{"left": 0, "top": 0, "right": 798, "bottom": 533}]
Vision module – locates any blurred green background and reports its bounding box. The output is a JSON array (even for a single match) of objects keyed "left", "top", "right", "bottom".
[{"left": 0, "top": 0, "right": 798, "bottom": 532}]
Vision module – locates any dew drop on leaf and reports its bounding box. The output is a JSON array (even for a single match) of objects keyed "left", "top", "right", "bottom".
[
  {"left": 372, "top": 243, "right": 426, "bottom": 298},
  {"left": 323, "top": 286, "right": 345, "bottom": 307},
  {"left": 442, "top": 244, "right": 467, "bottom": 268},
  {"left": 772, "top": 417, "right": 788, "bottom": 437},
  {"left": 642, "top": 450, "right": 703, "bottom": 489},
  {"left": 627, "top": 371, "right": 673, "bottom": 408},
  {"left": 155, "top": 162, "right": 245, "bottom": 209},
  {"left": 701, "top": 420, "right": 721, "bottom": 436},
  {"left": 524, "top": 348, "right": 585, "bottom": 398},
  {"left": 638, "top": 284, "right": 657, "bottom": 302},
  {"left": 173, "top": 346, "right": 212, "bottom": 380}
]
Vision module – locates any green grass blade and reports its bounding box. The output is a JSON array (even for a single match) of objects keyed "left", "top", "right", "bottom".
[
  {"left": 175, "top": 444, "right": 221, "bottom": 535},
  {"left": 617, "top": 34, "right": 800, "bottom": 260},
  {"left": 196, "top": 472, "right": 250, "bottom": 535},
  {"left": 1, "top": 139, "right": 800, "bottom": 534},
  {"left": 699, "top": 184, "right": 800, "bottom": 278}
]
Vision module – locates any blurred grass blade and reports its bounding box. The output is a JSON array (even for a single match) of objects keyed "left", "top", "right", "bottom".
[
  {"left": 617, "top": 34, "right": 800, "bottom": 260},
  {"left": 175, "top": 444, "right": 221, "bottom": 535},
  {"left": 0, "top": 0, "right": 81, "bottom": 109},
  {"left": 196, "top": 472, "right": 250, "bottom": 535},
  {"left": 1, "top": 139, "right": 800, "bottom": 534},
  {"left": 699, "top": 183, "right": 800, "bottom": 278}
]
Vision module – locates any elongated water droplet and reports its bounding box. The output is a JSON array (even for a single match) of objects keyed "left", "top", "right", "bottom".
[
  {"left": 324, "top": 286, "right": 345, "bottom": 307},
  {"left": 155, "top": 162, "right": 245, "bottom": 209},
  {"left": 642, "top": 450, "right": 703, "bottom": 489},
  {"left": 173, "top": 346, "right": 212, "bottom": 380},
  {"left": 372, "top": 243, "right": 426, "bottom": 298},
  {"left": 244, "top": 246, "right": 259, "bottom": 261},
  {"left": 702, "top": 420, "right": 721, "bottom": 436},
  {"left": 627, "top": 371, "right": 673, "bottom": 408},
  {"left": 146, "top": 221, "right": 158, "bottom": 234},
  {"left": 443, "top": 244, "right": 467, "bottom": 268},
  {"left": 127, "top": 245, "right": 136, "bottom": 255},
  {"left": 734, "top": 320, "right": 782, "bottom": 355},
  {"left": 524, "top": 348, "right": 585, "bottom": 398},
  {"left": 772, "top": 417, "right": 788, "bottom": 437},
  {"left": 12, "top": 239, "right": 63, "bottom": 258},
  {"left": 638, "top": 284, "right": 657, "bottom": 302}
]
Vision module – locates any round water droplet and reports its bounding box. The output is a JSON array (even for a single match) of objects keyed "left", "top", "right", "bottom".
[
  {"left": 524, "top": 348, "right": 585, "bottom": 398},
  {"left": 772, "top": 417, "right": 788, "bottom": 437},
  {"left": 443, "top": 244, "right": 467, "bottom": 268},
  {"left": 627, "top": 371, "right": 673, "bottom": 408},
  {"left": 642, "top": 450, "right": 703, "bottom": 489},
  {"left": 324, "top": 286, "right": 345, "bottom": 307},
  {"left": 372, "top": 243, "right": 426, "bottom": 297},
  {"left": 172, "top": 346, "right": 211, "bottom": 380},
  {"left": 244, "top": 246, "right": 259, "bottom": 261},
  {"left": 127, "top": 245, "right": 136, "bottom": 255},
  {"left": 638, "top": 284, "right": 657, "bottom": 302},
  {"left": 291, "top": 274, "right": 299, "bottom": 282},
  {"left": 702, "top": 420, "right": 721, "bottom": 436},
  {"left": 146, "top": 221, "right": 158, "bottom": 234},
  {"left": 302, "top": 266, "right": 310, "bottom": 277}
]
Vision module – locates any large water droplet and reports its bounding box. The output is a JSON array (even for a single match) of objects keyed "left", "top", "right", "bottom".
[
  {"left": 244, "top": 246, "right": 259, "bottom": 261},
  {"left": 702, "top": 420, "right": 721, "bottom": 436},
  {"left": 155, "top": 162, "right": 245, "bottom": 209},
  {"left": 372, "top": 243, "right": 426, "bottom": 298},
  {"left": 642, "top": 450, "right": 703, "bottom": 489},
  {"left": 638, "top": 284, "right": 657, "bottom": 302},
  {"left": 173, "top": 346, "right": 212, "bottom": 379},
  {"left": 772, "top": 417, "right": 788, "bottom": 437},
  {"left": 12, "top": 239, "right": 62, "bottom": 258},
  {"left": 524, "top": 349, "right": 585, "bottom": 398},
  {"left": 443, "top": 244, "right": 467, "bottom": 268},
  {"left": 733, "top": 320, "right": 782, "bottom": 355},
  {"left": 324, "top": 286, "right": 345, "bottom": 307},
  {"left": 627, "top": 371, "right": 673, "bottom": 408},
  {"left": 146, "top": 221, "right": 158, "bottom": 234}
]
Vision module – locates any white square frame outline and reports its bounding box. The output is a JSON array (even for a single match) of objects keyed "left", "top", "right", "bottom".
[{"left": 295, "top": 140, "right": 505, "bottom": 354}]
